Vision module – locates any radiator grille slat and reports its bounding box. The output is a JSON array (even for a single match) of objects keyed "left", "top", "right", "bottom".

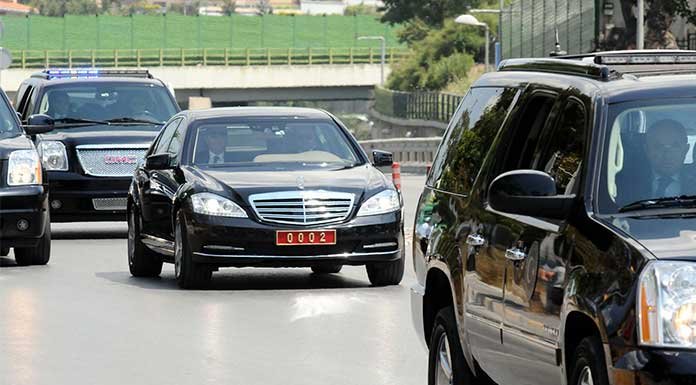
[
  {"left": 76, "top": 146, "right": 148, "bottom": 177},
  {"left": 249, "top": 191, "right": 354, "bottom": 226}
]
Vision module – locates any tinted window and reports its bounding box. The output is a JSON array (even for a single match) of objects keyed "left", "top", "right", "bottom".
[
  {"left": 153, "top": 118, "right": 181, "bottom": 154},
  {"left": 189, "top": 118, "right": 360, "bottom": 169},
  {"left": 167, "top": 121, "right": 186, "bottom": 162},
  {"left": 600, "top": 99, "right": 696, "bottom": 213},
  {"left": 0, "top": 93, "right": 22, "bottom": 140},
  {"left": 38, "top": 83, "right": 177, "bottom": 126},
  {"left": 429, "top": 87, "right": 518, "bottom": 195}
]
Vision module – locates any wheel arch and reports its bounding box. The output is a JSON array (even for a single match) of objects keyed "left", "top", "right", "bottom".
[
  {"left": 423, "top": 266, "right": 454, "bottom": 344},
  {"left": 562, "top": 310, "right": 607, "bottom": 384}
]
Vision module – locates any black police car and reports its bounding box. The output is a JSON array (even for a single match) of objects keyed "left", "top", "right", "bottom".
[
  {"left": 412, "top": 51, "right": 696, "bottom": 385},
  {"left": 128, "top": 107, "right": 404, "bottom": 289},
  {"left": 14, "top": 69, "right": 180, "bottom": 222},
  {"left": 0, "top": 88, "right": 50, "bottom": 265}
]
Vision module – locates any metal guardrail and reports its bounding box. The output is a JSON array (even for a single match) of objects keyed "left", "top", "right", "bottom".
[
  {"left": 360, "top": 137, "right": 442, "bottom": 167},
  {"left": 11, "top": 47, "right": 410, "bottom": 69},
  {"left": 374, "top": 86, "right": 462, "bottom": 124}
]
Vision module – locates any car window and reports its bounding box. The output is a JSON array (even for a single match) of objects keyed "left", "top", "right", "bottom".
[
  {"left": 533, "top": 99, "right": 586, "bottom": 195},
  {"left": 153, "top": 118, "right": 181, "bottom": 155},
  {"left": 167, "top": 120, "right": 186, "bottom": 162},
  {"left": 189, "top": 118, "right": 360, "bottom": 168},
  {"left": 37, "top": 83, "right": 177, "bottom": 126},
  {"left": 428, "top": 87, "right": 519, "bottom": 195},
  {"left": 599, "top": 99, "right": 696, "bottom": 213},
  {"left": 0, "top": 93, "right": 22, "bottom": 140},
  {"left": 17, "top": 85, "right": 35, "bottom": 119}
]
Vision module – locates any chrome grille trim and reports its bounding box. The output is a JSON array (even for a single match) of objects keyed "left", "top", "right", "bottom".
[
  {"left": 249, "top": 190, "right": 355, "bottom": 226},
  {"left": 92, "top": 197, "right": 128, "bottom": 211},
  {"left": 76, "top": 144, "right": 150, "bottom": 177}
]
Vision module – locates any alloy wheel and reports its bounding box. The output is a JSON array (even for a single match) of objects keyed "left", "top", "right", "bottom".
[
  {"left": 578, "top": 366, "right": 594, "bottom": 385},
  {"left": 434, "top": 332, "right": 453, "bottom": 385}
]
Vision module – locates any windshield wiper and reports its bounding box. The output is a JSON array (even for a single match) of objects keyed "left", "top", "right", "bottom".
[
  {"left": 53, "top": 117, "right": 111, "bottom": 126},
  {"left": 106, "top": 117, "right": 164, "bottom": 126},
  {"left": 619, "top": 195, "right": 696, "bottom": 213}
]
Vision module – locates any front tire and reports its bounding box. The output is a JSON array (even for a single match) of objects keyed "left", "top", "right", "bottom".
[
  {"left": 569, "top": 336, "right": 609, "bottom": 385},
  {"left": 311, "top": 264, "right": 342, "bottom": 274},
  {"left": 428, "top": 307, "right": 476, "bottom": 385},
  {"left": 128, "top": 205, "right": 163, "bottom": 277},
  {"left": 14, "top": 216, "right": 51, "bottom": 266},
  {"left": 174, "top": 212, "right": 211, "bottom": 289},
  {"left": 366, "top": 254, "right": 404, "bottom": 286}
]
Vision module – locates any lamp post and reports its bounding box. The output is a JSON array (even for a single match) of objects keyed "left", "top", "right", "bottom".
[
  {"left": 358, "top": 35, "right": 386, "bottom": 85},
  {"left": 637, "top": 0, "right": 645, "bottom": 49},
  {"left": 455, "top": 14, "right": 490, "bottom": 71}
]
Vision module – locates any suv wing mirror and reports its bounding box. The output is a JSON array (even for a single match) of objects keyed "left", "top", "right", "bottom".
[
  {"left": 488, "top": 170, "right": 575, "bottom": 220},
  {"left": 145, "top": 153, "right": 173, "bottom": 170},
  {"left": 372, "top": 150, "right": 393, "bottom": 167},
  {"left": 23, "top": 114, "right": 55, "bottom": 135}
]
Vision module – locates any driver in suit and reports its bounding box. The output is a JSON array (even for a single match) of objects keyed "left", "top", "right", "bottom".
[
  {"left": 619, "top": 119, "right": 695, "bottom": 204},
  {"left": 198, "top": 127, "right": 228, "bottom": 165}
]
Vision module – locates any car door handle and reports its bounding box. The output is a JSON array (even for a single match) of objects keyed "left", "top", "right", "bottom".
[
  {"left": 505, "top": 248, "right": 527, "bottom": 261},
  {"left": 466, "top": 234, "right": 485, "bottom": 247}
]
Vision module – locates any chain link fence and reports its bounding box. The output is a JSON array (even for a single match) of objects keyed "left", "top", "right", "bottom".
[{"left": 374, "top": 87, "right": 462, "bottom": 124}]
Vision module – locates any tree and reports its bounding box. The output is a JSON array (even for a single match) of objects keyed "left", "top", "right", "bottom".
[
  {"left": 222, "top": 0, "right": 236, "bottom": 15},
  {"left": 256, "top": 0, "right": 272, "bottom": 15},
  {"left": 29, "top": 0, "right": 99, "bottom": 16},
  {"left": 381, "top": 0, "right": 485, "bottom": 27}
]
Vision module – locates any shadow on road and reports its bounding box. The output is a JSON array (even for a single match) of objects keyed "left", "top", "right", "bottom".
[
  {"left": 51, "top": 224, "right": 127, "bottom": 240},
  {"left": 96, "top": 268, "right": 374, "bottom": 291},
  {"left": 0, "top": 256, "right": 17, "bottom": 267}
]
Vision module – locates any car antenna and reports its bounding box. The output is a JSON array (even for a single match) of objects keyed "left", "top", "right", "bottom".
[{"left": 549, "top": 28, "right": 568, "bottom": 57}]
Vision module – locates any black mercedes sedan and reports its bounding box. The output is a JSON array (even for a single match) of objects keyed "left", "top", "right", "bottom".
[{"left": 128, "top": 107, "right": 404, "bottom": 289}]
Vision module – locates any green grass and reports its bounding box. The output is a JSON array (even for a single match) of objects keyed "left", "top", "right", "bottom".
[{"left": 0, "top": 14, "right": 402, "bottom": 51}]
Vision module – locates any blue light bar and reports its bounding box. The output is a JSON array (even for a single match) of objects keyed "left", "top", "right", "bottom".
[{"left": 41, "top": 68, "right": 152, "bottom": 79}]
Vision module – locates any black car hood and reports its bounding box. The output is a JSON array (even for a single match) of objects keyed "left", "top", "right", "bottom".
[
  {"left": 0, "top": 134, "right": 36, "bottom": 160},
  {"left": 184, "top": 164, "right": 390, "bottom": 206},
  {"left": 38, "top": 125, "right": 159, "bottom": 147},
  {"left": 603, "top": 215, "right": 696, "bottom": 261}
]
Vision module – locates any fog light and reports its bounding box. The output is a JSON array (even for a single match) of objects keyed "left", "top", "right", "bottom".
[
  {"left": 50, "top": 199, "right": 62, "bottom": 210},
  {"left": 16, "top": 219, "right": 30, "bottom": 231}
]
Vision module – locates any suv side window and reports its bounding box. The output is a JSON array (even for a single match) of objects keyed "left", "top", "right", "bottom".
[
  {"left": 16, "top": 84, "right": 34, "bottom": 119},
  {"left": 429, "top": 87, "right": 518, "bottom": 195},
  {"left": 153, "top": 118, "right": 181, "bottom": 155},
  {"left": 536, "top": 99, "right": 587, "bottom": 194}
]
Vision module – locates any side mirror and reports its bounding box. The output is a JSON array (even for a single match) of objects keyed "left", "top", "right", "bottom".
[
  {"left": 23, "top": 114, "right": 55, "bottom": 135},
  {"left": 488, "top": 170, "right": 574, "bottom": 220},
  {"left": 373, "top": 150, "right": 393, "bottom": 167},
  {"left": 145, "top": 153, "right": 172, "bottom": 170}
]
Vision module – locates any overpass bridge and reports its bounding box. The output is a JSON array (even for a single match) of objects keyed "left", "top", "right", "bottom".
[{"left": 0, "top": 63, "right": 391, "bottom": 107}]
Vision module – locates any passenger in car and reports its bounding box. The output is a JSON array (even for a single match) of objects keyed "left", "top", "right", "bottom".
[
  {"left": 620, "top": 119, "right": 694, "bottom": 203},
  {"left": 46, "top": 91, "right": 71, "bottom": 119},
  {"left": 198, "top": 127, "right": 228, "bottom": 165}
]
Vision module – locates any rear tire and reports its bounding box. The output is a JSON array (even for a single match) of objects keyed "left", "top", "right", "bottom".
[
  {"left": 311, "top": 264, "right": 342, "bottom": 274},
  {"left": 174, "top": 212, "right": 211, "bottom": 289},
  {"left": 569, "top": 336, "right": 609, "bottom": 385},
  {"left": 128, "top": 205, "right": 163, "bottom": 277},
  {"left": 428, "top": 307, "right": 476, "bottom": 385},
  {"left": 366, "top": 254, "right": 404, "bottom": 286},
  {"left": 14, "top": 216, "right": 51, "bottom": 266}
]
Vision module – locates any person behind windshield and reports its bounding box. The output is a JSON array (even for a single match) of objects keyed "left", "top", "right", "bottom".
[
  {"left": 621, "top": 119, "right": 695, "bottom": 204},
  {"left": 198, "top": 127, "right": 228, "bottom": 165},
  {"left": 46, "top": 91, "right": 70, "bottom": 119},
  {"left": 289, "top": 125, "right": 321, "bottom": 153}
]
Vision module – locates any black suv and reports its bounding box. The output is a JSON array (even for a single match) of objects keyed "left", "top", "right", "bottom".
[
  {"left": 15, "top": 69, "right": 180, "bottom": 222},
  {"left": 412, "top": 51, "right": 696, "bottom": 385},
  {"left": 0, "top": 88, "right": 50, "bottom": 265}
]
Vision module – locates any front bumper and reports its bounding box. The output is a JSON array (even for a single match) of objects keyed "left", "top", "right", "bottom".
[
  {"left": 47, "top": 171, "right": 130, "bottom": 222},
  {"left": 185, "top": 210, "right": 404, "bottom": 267},
  {"left": 0, "top": 185, "right": 49, "bottom": 248},
  {"left": 611, "top": 348, "right": 696, "bottom": 384}
]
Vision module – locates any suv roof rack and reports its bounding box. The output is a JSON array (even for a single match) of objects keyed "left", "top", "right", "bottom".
[
  {"left": 32, "top": 68, "right": 153, "bottom": 80},
  {"left": 498, "top": 50, "right": 696, "bottom": 81}
]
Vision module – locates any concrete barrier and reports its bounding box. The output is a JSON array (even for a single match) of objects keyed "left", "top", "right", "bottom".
[{"left": 359, "top": 137, "right": 442, "bottom": 174}]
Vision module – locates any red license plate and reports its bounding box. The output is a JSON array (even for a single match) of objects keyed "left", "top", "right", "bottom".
[{"left": 276, "top": 230, "right": 336, "bottom": 246}]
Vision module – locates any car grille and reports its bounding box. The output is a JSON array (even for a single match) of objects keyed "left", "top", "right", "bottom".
[
  {"left": 76, "top": 145, "right": 149, "bottom": 177},
  {"left": 249, "top": 190, "right": 355, "bottom": 226},
  {"left": 92, "top": 197, "right": 128, "bottom": 211}
]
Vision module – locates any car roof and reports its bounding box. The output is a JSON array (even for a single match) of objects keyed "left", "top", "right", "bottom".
[
  {"left": 182, "top": 107, "right": 333, "bottom": 120},
  {"left": 36, "top": 77, "right": 166, "bottom": 87}
]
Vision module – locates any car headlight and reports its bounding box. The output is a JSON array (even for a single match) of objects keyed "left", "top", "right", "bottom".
[
  {"left": 357, "top": 189, "right": 400, "bottom": 216},
  {"left": 638, "top": 261, "right": 696, "bottom": 348},
  {"left": 38, "top": 141, "right": 68, "bottom": 171},
  {"left": 8, "top": 150, "right": 42, "bottom": 186},
  {"left": 191, "top": 192, "right": 247, "bottom": 218}
]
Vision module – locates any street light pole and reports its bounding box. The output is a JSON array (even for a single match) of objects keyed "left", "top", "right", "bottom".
[
  {"left": 358, "top": 35, "right": 386, "bottom": 85},
  {"left": 455, "top": 14, "right": 491, "bottom": 71},
  {"left": 637, "top": 0, "right": 645, "bottom": 49}
]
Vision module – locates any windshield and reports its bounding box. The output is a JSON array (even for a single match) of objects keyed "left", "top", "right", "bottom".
[
  {"left": 38, "top": 83, "right": 177, "bottom": 128},
  {"left": 599, "top": 99, "right": 696, "bottom": 214},
  {"left": 189, "top": 118, "right": 361, "bottom": 168},
  {"left": 0, "top": 94, "right": 21, "bottom": 140}
]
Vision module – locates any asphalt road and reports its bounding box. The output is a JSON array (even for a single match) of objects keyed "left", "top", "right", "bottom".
[{"left": 0, "top": 175, "right": 428, "bottom": 385}]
